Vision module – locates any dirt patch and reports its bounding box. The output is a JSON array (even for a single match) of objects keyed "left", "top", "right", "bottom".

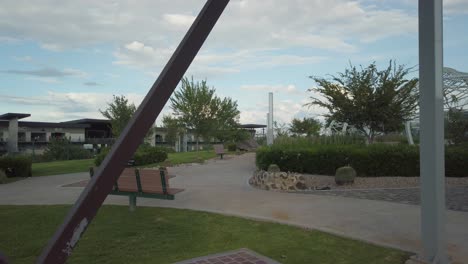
[{"left": 271, "top": 210, "right": 290, "bottom": 220}]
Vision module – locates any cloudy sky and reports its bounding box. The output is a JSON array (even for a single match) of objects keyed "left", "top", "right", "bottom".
[{"left": 1, "top": 0, "right": 468, "bottom": 126}]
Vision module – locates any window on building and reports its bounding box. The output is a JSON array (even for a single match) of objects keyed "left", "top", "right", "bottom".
[
  {"left": 31, "top": 132, "right": 47, "bottom": 142},
  {"left": 155, "top": 134, "right": 163, "bottom": 143},
  {"left": 51, "top": 132, "right": 65, "bottom": 140},
  {"left": 18, "top": 132, "right": 26, "bottom": 142}
]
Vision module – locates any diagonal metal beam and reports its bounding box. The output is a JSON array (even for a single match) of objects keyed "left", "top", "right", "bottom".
[{"left": 36, "top": 1, "right": 229, "bottom": 263}]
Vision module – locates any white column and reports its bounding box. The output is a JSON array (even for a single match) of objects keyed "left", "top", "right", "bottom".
[
  {"left": 419, "top": 0, "right": 448, "bottom": 263},
  {"left": 266, "top": 92, "right": 274, "bottom": 145},
  {"left": 405, "top": 121, "right": 414, "bottom": 145},
  {"left": 8, "top": 118, "right": 19, "bottom": 153}
]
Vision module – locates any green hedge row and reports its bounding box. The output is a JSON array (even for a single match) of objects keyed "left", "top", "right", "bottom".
[
  {"left": 256, "top": 144, "right": 468, "bottom": 177},
  {"left": 0, "top": 155, "right": 32, "bottom": 177},
  {"left": 94, "top": 145, "right": 168, "bottom": 166}
]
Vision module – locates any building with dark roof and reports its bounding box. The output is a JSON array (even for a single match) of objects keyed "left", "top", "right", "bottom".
[{"left": 0, "top": 113, "right": 112, "bottom": 154}]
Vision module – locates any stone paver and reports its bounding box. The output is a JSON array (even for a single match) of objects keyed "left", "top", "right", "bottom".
[
  {"left": 310, "top": 186, "right": 468, "bottom": 212},
  {"left": 174, "top": 248, "right": 281, "bottom": 264}
]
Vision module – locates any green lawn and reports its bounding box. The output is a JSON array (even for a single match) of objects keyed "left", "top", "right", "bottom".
[
  {"left": 30, "top": 150, "right": 219, "bottom": 177},
  {"left": 32, "top": 159, "right": 94, "bottom": 177},
  {"left": 0, "top": 205, "right": 409, "bottom": 264}
]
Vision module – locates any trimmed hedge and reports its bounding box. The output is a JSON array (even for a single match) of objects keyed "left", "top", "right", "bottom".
[
  {"left": 256, "top": 144, "right": 467, "bottom": 177},
  {"left": 94, "top": 145, "right": 168, "bottom": 166},
  {"left": 227, "top": 143, "right": 237, "bottom": 152},
  {"left": 0, "top": 155, "right": 32, "bottom": 177},
  {"left": 133, "top": 146, "right": 168, "bottom": 165}
]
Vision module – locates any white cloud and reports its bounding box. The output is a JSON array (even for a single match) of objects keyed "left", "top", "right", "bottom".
[
  {"left": 114, "top": 41, "right": 327, "bottom": 76},
  {"left": 163, "top": 14, "right": 196, "bottom": 28},
  {"left": 240, "top": 84, "right": 305, "bottom": 95},
  {"left": 0, "top": 0, "right": 418, "bottom": 78},
  {"left": 13, "top": 56, "right": 32, "bottom": 62},
  {"left": 239, "top": 95, "right": 327, "bottom": 125},
  {"left": 40, "top": 43, "right": 64, "bottom": 52},
  {"left": 1, "top": 92, "right": 147, "bottom": 121},
  {"left": 25, "top": 77, "right": 60, "bottom": 84},
  {"left": 2, "top": 67, "right": 88, "bottom": 78},
  {"left": 445, "top": 0, "right": 468, "bottom": 14}
]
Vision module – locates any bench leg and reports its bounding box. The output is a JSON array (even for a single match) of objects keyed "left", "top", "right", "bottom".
[{"left": 129, "top": 195, "right": 137, "bottom": 212}]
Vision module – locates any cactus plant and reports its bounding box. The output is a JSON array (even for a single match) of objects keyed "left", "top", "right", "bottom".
[
  {"left": 335, "top": 166, "right": 356, "bottom": 185},
  {"left": 267, "top": 164, "right": 281, "bottom": 173}
]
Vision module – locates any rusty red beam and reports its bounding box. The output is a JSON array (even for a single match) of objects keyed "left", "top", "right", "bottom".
[{"left": 35, "top": 1, "right": 229, "bottom": 263}]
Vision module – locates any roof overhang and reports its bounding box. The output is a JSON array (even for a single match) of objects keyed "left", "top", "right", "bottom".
[{"left": 0, "top": 113, "right": 31, "bottom": 120}]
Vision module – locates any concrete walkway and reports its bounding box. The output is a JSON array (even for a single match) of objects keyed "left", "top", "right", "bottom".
[{"left": 1, "top": 153, "right": 467, "bottom": 262}]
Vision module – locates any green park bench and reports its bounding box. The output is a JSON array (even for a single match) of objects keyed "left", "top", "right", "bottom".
[{"left": 89, "top": 167, "right": 183, "bottom": 211}]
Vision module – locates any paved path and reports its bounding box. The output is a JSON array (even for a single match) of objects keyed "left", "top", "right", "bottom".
[
  {"left": 310, "top": 186, "right": 468, "bottom": 212},
  {"left": 1, "top": 153, "right": 467, "bottom": 263}
]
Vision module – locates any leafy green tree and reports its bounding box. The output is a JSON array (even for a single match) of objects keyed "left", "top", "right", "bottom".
[
  {"left": 274, "top": 121, "right": 289, "bottom": 137},
  {"left": 446, "top": 108, "right": 468, "bottom": 145},
  {"left": 170, "top": 77, "right": 240, "bottom": 149},
  {"left": 307, "top": 61, "right": 418, "bottom": 143},
  {"left": 43, "top": 138, "right": 92, "bottom": 161},
  {"left": 100, "top": 95, "right": 137, "bottom": 137},
  {"left": 289, "top": 117, "right": 321, "bottom": 137},
  {"left": 162, "top": 115, "right": 184, "bottom": 146},
  {"left": 100, "top": 95, "right": 154, "bottom": 140}
]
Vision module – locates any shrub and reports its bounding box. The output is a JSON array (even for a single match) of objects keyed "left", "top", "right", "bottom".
[
  {"left": 94, "top": 145, "right": 168, "bottom": 166},
  {"left": 256, "top": 144, "right": 467, "bottom": 177},
  {"left": 0, "top": 155, "right": 32, "bottom": 177},
  {"left": 94, "top": 148, "right": 110, "bottom": 166},
  {"left": 335, "top": 166, "right": 356, "bottom": 185},
  {"left": 274, "top": 135, "right": 365, "bottom": 149},
  {"left": 43, "top": 138, "right": 93, "bottom": 161},
  {"left": 267, "top": 164, "right": 280, "bottom": 172},
  {"left": 227, "top": 143, "right": 237, "bottom": 152},
  {"left": 134, "top": 146, "right": 168, "bottom": 165},
  {"left": 0, "top": 170, "right": 7, "bottom": 184}
]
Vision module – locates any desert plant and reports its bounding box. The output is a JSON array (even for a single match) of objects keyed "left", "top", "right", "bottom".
[
  {"left": 267, "top": 164, "right": 281, "bottom": 173},
  {"left": 335, "top": 166, "right": 356, "bottom": 185}
]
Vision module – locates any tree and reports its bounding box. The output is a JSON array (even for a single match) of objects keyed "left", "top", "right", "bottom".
[
  {"left": 446, "top": 108, "right": 468, "bottom": 145},
  {"left": 274, "top": 121, "right": 289, "bottom": 137},
  {"left": 100, "top": 95, "right": 137, "bottom": 137},
  {"left": 162, "top": 115, "right": 184, "bottom": 146},
  {"left": 170, "top": 77, "right": 240, "bottom": 150},
  {"left": 289, "top": 117, "right": 321, "bottom": 137},
  {"left": 307, "top": 61, "right": 419, "bottom": 143},
  {"left": 100, "top": 95, "right": 154, "bottom": 140}
]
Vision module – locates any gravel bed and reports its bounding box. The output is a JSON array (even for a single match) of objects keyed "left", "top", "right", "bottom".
[{"left": 303, "top": 174, "right": 468, "bottom": 190}]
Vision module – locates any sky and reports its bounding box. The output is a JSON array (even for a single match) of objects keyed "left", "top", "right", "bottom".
[{"left": 1, "top": 0, "right": 468, "bottom": 126}]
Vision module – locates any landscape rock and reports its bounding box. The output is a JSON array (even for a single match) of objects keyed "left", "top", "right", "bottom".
[{"left": 250, "top": 170, "right": 308, "bottom": 191}]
